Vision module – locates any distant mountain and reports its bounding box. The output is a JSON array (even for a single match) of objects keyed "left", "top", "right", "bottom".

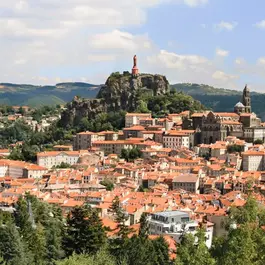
[
  {"left": 172, "top": 83, "right": 265, "bottom": 120},
  {"left": 0, "top": 82, "right": 100, "bottom": 107}
]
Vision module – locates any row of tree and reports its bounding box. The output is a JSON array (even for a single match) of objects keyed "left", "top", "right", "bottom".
[{"left": 1, "top": 194, "right": 265, "bottom": 265}]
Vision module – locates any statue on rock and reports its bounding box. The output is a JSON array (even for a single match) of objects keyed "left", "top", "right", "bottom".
[{"left": 132, "top": 55, "right": 139, "bottom": 76}]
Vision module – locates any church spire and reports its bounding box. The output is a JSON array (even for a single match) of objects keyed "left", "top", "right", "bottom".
[{"left": 242, "top": 84, "right": 251, "bottom": 113}]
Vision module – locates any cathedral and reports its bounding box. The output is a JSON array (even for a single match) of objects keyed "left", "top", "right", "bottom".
[{"left": 190, "top": 85, "right": 264, "bottom": 144}]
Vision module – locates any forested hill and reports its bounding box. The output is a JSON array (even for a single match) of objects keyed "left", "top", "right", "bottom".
[
  {"left": 3, "top": 81, "right": 265, "bottom": 120},
  {"left": 0, "top": 82, "right": 100, "bottom": 107},
  {"left": 172, "top": 83, "right": 265, "bottom": 120}
]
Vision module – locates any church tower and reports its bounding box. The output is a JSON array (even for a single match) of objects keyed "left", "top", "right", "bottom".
[
  {"left": 242, "top": 84, "right": 251, "bottom": 113},
  {"left": 132, "top": 55, "right": 139, "bottom": 76}
]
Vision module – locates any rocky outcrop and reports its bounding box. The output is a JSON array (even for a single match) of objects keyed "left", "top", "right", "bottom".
[
  {"left": 60, "top": 73, "right": 170, "bottom": 127},
  {"left": 97, "top": 73, "right": 170, "bottom": 112}
]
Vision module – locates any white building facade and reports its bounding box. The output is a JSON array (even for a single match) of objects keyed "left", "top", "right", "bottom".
[{"left": 148, "top": 211, "right": 213, "bottom": 248}]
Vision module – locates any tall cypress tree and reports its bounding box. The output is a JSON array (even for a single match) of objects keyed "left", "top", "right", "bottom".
[
  {"left": 110, "top": 196, "right": 133, "bottom": 239},
  {"left": 0, "top": 223, "right": 27, "bottom": 265},
  {"left": 63, "top": 205, "right": 106, "bottom": 256}
]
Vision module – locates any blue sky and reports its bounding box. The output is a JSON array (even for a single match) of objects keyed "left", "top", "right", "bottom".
[{"left": 1, "top": 0, "right": 265, "bottom": 91}]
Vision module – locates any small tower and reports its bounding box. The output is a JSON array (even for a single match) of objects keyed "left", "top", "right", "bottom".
[
  {"left": 242, "top": 84, "right": 251, "bottom": 113},
  {"left": 132, "top": 55, "right": 139, "bottom": 76}
]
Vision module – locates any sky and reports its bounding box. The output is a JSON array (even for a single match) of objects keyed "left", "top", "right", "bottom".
[{"left": 1, "top": 0, "right": 265, "bottom": 91}]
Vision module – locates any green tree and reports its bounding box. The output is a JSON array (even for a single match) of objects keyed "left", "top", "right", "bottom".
[
  {"left": 14, "top": 195, "right": 65, "bottom": 264},
  {"left": 254, "top": 139, "right": 263, "bottom": 145},
  {"left": 55, "top": 248, "right": 118, "bottom": 265},
  {"left": 121, "top": 148, "right": 143, "bottom": 162},
  {"left": 227, "top": 144, "right": 242, "bottom": 154},
  {"left": 0, "top": 223, "right": 27, "bottom": 265},
  {"left": 121, "top": 149, "right": 130, "bottom": 161},
  {"left": 110, "top": 196, "right": 133, "bottom": 239},
  {"left": 175, "top": 230, "right": 215, "bottom": 265},
  {"left": 136, "top": 100, "right": 149, "bottom": 113},
  {"left": 212, "top": 196, "right": 265, "bottom": 265},
  {"left": 213, "top": 224, "right": 257, "bottom": 265},
  {"left": 100, "top": 179, "right": 114, "bottom": 191},
  {"left": 124, "top": 235, "right": 155, "bottom": 265},
  {"left": 152, "top": 236, "right": 171, "bottom": 265},
  {"left": 139, "top": 213, "right": 149, "bottom": 239},
  {"left": 63, "top": 205, "right": 106, "bottom": 256}
]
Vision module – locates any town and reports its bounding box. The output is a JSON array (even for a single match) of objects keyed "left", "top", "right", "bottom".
[{"left": 0, "top": 59, "right": 265, "bottom": 263}]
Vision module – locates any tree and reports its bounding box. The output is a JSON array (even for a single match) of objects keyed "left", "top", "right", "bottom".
[
  {"left": 63, "top": 205, "right": 106, "bottom": 256},
  {"left": 121, "top": 148, "right": 143, "bottom": 162},
  {"left": 14, "top": 195, "right": 65, "bottom": 264},
  {"left": 136, "top": 100, "right": 149, "bottom": 113},
  {"left": 213, "top": 224, "right": 256, "bottom": 265},
  {"left": 139, "top": 213, "right": 149, "bottom": 239},
  {"left": 53, "top": 162, "right": 72, "bottom": 169},
  {"left": 211, "top": 196, "right": 265, "bottom": 265},
  {"left": 55, "top": 248, "right": 118, "bottom": 265},
  {"left": 227, "top": 144, "right": 242, "bottom": 154},
  {"left": 175, "top": 230, "right": 215, "bottom": 265},
  {"left": 100, "top": 179, "right": 114, "bottom": 191},
  {"left": 254, "top": 139, "right": 263, "bottom": 145},
  {"left": 152, "top": 236, "right": 171, "bottom": 265},
  {"left": 0, "top": 223, "right": 27, "bottom": 265},
  {"left": 124, "top": 235, "right": 154, "bottom": 265},
  {"left": 121, "top": 149, "right": 130, "bottom": 161},
  {"left": 110, "top": 196, "right": 133, "bottom": 239}
]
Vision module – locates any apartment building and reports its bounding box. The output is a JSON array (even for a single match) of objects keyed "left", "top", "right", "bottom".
[
  {"left": 123, "top": 125, "right": 145, "bottom": 139},
  {"left": 148, "top": 211, "right": 213, "bottom": 248},
  {"left": 73, "top": 131, "right": 104, "bottom": 150},
  {"left": 163, "top": 131, "right": 190, "bottom": 149},
  {"left": 93, "top": 139, "right": 162, "bottom": 156},
  {"left": 172, "top": 174, "right": 200, "bottom": 193},
  {"left": 125, "top": 113, "right": 152, "bottom": 128},
  {"left": 73, "top": 131, "right": 120, "bottom": 151},
  {"left": 242, "top": 150, "right": 265, "bottom": 171},
  {"left": 0, "top": 160, "right": 47, "bottom": 179},
  {"left": 37, "top": 151, "right": 89, "bottom": 169}
]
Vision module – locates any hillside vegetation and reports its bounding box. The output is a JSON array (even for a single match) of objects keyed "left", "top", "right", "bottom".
[
  {"left": 172, "top": 83, "right": 265, "bottom": 120},
  {"left": 0, "top": 82, "right": 100, "bottom": 107},
  {"left": 59, "top": 73, "right": 205, "bottom": 131}
]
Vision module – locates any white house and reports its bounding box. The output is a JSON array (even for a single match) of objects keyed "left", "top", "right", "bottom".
[
  {"left": 37, "top": 151, "right": 89, "bottom": 169},
  {"left": 148, "top": 210, "right": 213, "bottom": 248}
]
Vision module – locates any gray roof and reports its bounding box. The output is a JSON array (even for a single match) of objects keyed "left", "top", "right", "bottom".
[
  {"left": 234, "top": 102, "right": 245, "bottom": 108},
  {"left": 152, "top": 210, "right": 189, "bottom": 218}
]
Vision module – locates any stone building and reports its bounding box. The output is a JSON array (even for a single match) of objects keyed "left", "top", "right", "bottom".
[{"left": 191, "top": 85, "right": 263, "bottom": 144}]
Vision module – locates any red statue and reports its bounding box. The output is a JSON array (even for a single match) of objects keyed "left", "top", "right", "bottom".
[
  {"left": 132, "top": 55, "right": 139, "bottom": 75},
  {"left": 133, "top": 55, "right": 137, "bottom": 67}
]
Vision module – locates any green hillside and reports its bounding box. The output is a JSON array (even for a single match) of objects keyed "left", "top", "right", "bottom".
[
  {"left": 0, "top": 82, "right": 100, "bottom": 106},
  {"left": 172, "top": 83, "right": 265, "bottom": 120}
]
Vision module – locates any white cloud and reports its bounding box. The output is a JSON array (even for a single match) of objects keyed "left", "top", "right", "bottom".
[
  {"left": 235, "top": 58, "right": 244, "bottom": 65},
  {"left": 87, "top": 54, "right": 116, "bottom": 62},
  {"left": 216, "top": 48, "right": 229, "bottom": 57},
  {"left": 89, "top": 30, "right": 153, "bottom": 52},
  {"left": 146, "top": 49, "right": 239, "bottom": 88},
  {"left": 212, "top": 71, "right": 238, "bottom": 82},
  {"left": 255, "top": 20, "right": 265, "bottom": 29},
  {"left": 184, "top": 0, "right": 208, "bottom": 7},
  {"left": 215, "top": 21, "right": 238, "bottom": 31},
  {"left": 148, "top": 49, "right": 210, "bottom": 70},
  {"left": 14, "top": 59, "right": 27, "bottom": 65},
  {"left": 257, "top": 57, "right": 265, "bottom": 65}
]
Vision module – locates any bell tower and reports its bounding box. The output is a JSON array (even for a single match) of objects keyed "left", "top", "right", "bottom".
[
  {"left": 132, "top": 55, "right": 139, "bottom": 76},
  {"left": 242, "top": 84, "right": 251, "bottom": 113}
]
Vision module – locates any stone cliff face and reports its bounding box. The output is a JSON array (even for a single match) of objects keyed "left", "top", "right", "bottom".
[
  {"left": 60, "top": 73, "right": 170, "bottom": 127},
  {"left": 97, "top": 73, "right": 170, "bottom": 112}
]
